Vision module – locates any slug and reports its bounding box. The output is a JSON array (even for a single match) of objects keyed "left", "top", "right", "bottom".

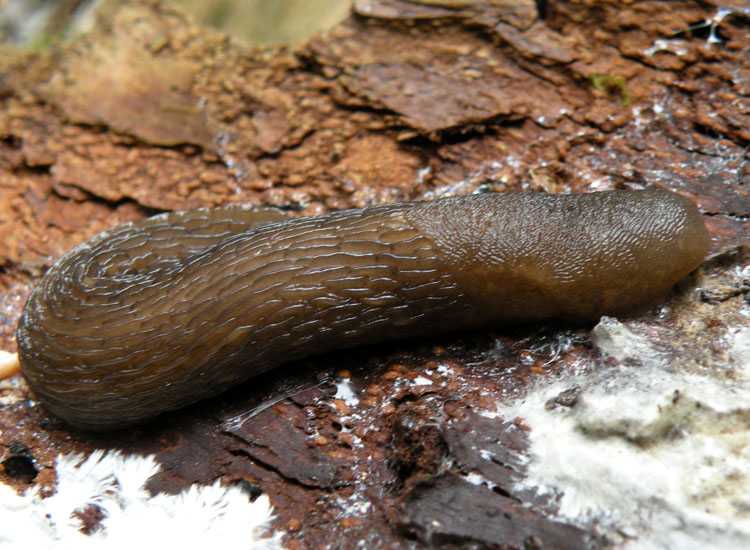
[{"left": 17, "top": 190, "right": 710, "bottom": 430}]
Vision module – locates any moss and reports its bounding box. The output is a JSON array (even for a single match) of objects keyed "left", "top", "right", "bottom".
[{"left": 588, "top": 74, "right": 631, "bottom": 105}]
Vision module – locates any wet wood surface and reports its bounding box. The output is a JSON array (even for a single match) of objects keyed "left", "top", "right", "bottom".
[{"left": 1, "top": 1, "right": 748, "bottom": 548}]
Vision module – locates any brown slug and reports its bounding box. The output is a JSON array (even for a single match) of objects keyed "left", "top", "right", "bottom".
[{"left": 17, "top": 190, "right": 710, "bottom": 430}]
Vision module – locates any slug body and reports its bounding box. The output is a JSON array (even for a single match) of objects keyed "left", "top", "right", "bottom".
[{"left": 17, "top": 190, "right": 710, "bottom": 430}]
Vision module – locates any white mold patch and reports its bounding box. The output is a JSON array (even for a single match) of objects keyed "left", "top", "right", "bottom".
[
  {"left": 0, "top": 451, "right": 285, "bottom": 549},
  {"left": 501, "top": 317, "right": 750, "bottom": 549},
  {"left": 334, "top": 377, "right": 360, "bottom": 408}
]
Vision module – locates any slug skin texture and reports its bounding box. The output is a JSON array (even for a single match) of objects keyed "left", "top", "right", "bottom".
[{"left": 17, "top": 190, "right": 710, "bottom": 430}]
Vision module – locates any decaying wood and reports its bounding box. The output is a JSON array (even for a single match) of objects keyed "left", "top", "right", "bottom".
[{"left": 0, "top": 1, "right": 748, "bottom": 548}]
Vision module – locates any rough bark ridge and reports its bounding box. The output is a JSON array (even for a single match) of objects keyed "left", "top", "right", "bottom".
[{"left": 0, "top": 1, "right": 748, "bottom": 549}]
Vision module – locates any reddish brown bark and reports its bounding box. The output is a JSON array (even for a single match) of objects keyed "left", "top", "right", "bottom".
[{"left": 0, "top": 1, "right": 748, "bottom": 548}]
